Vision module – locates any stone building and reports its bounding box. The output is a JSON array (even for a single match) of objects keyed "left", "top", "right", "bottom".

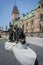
[{"left": 12, "top": 0, "right": 43, "bottom": 37}]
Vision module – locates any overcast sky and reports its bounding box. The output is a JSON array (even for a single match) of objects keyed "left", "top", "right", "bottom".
[{"left": 0, "top": 0, "right": 39, "bottom": 30}]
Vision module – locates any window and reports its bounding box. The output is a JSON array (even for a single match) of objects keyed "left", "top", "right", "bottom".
[
  {"left": 41, "top": 3, "right": 43, "bottom": 8},
  {"left": 22, "top": 24, "right": 24, "bottom": 31},
  {"left": 39, "top": 24, "right": 41, "bottom": 32},
  {"left": 39, "top": 24, "right": 43, "bottom": 32},
  {"left": 26, "top": 22, "right": 28, "bottom": 26},
  {"left": 18, "top": 17, "right": 20, "bottom": 19},
  {"left": 23, "top": 14, "right": 26, "bottom": 17},
  {"left": 31, "top": 20, "right": 33, "bottom": 25},
  {"left": 22, "top": 24, "right": 24, "bottom": 28},
  {"left": 40, "top": 14, "right": 43, "bottom": 21},
  {"left": 42, "top": 27, "right": 43, "bottom": 32}
]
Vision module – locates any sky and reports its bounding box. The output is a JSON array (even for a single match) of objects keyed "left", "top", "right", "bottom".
[{"left": 0, "top": 0, "right": 39, "bottom": 30}]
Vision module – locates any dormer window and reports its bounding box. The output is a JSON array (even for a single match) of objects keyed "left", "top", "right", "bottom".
[{"left": 23, "top": 14, "right": 26, "bottom": 17}]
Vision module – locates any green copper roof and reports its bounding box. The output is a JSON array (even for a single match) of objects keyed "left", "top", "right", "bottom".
[
  {"left": 20, "top": 16, "right": 24, "bottom": 20},
  {"left": 36, "top": 4, "right": 40, "bottom": 9},
  {"left": 12, "top": 19, "right": 19, "bottom": 25},
  {"left": 14, "top": 20, "right": 19, "bottom": 25},
  {"left": 12, "top": 10, "right": 35, "bottom": 25},
  {"left": 14, "top": 22, "right": 18, "bottom": 25},
  {"left": 20, "top": 10, "right": 35, "bottom": 21}
]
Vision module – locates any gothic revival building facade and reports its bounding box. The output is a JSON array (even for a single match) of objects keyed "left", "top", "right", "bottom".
[{"left": 12, "top": 0, "right": 43, "bottom": 37}]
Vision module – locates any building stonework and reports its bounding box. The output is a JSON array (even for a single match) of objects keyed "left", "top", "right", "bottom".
[{"left": 12, "top": 0, "right": 43, "bottom": 37}]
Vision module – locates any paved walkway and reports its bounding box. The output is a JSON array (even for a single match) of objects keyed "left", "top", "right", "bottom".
[
  {"left": 0, "top": 39, "right": 22, "bottom": 65},
  {"left": 0, "top": 39, "right": 43, "bottom": 65},
  {"left": 26, "top": 37, "right": 43, "bottom": 47}
]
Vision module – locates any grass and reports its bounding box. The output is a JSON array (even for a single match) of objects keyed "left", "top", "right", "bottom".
[{"left": 0, "top": 38, "right": 8, "bottom": 41}]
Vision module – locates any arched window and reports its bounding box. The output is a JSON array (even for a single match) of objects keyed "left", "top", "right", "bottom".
[
  {"left": 31, "top": 19, "right": 33, "bottom": 25},
  {"left": 22, "top": 24, "right": 24, "bottom": 31},
  {"left": 26, "top": 22, "right": 28, "bottom": 26}
]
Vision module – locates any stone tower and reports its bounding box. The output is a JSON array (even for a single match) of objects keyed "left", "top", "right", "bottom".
[{"left": 12, "top": 2, "right": 19, "bottom": 22}]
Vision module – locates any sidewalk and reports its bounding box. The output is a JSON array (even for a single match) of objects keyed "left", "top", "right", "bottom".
[
  {"left": 26, "top": 37, "right": 43, "bottom": 47},
  {"left": 0, "top": 38, "right": 5, "bottom": 40},
  {"left": 0, "top": 37, "right": 8, "bottom": 40}
]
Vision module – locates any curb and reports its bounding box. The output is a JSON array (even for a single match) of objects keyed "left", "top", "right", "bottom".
[{"left": 26, "top": 37, "right": 43, "bottom": 47}]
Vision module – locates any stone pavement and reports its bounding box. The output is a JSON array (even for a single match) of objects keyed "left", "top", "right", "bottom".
[
  {"left": 0, "top": 39, "right": 43, "bottom": 65},
  {"left": 26, "top": 37, "right": 43, "bottom": 47}
]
